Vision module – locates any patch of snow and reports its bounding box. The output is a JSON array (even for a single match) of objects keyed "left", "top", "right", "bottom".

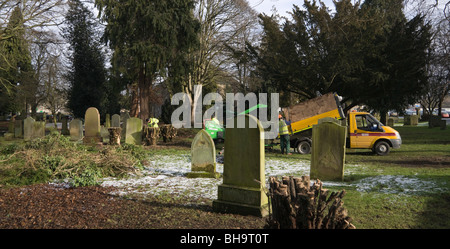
[{"left": 100, "top": 154, "right": 448, "bottom": 202}]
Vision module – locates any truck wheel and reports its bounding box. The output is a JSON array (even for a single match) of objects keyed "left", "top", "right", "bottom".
[
  {"left": 373, "top": 141, "right": 390, "bottom": 156},
  {"left": 297, "top": 140, "right": 311, "bottom": 154}
]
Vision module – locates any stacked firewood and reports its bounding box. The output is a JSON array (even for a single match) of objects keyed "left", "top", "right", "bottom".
[{"left": 267, "top": 176, "right": 355, "bottom": 229}]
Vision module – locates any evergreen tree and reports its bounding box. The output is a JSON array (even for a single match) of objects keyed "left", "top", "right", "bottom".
[
  {"left": 95, "top": 0, "right": 200, "bottom": 120},
  {"left": 63, "top": 0, "right": 107, "bottom": 119},
  {"left": 253, "top": 0, "right": 431, "bottom": 122},
  {"left": 0, "top": 6, "right": 34, "bottom": 115}
]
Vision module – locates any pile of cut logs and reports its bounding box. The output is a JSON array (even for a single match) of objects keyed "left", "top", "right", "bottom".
[{"left": 267, "top": 176, "right": 355, "bottom": 229}]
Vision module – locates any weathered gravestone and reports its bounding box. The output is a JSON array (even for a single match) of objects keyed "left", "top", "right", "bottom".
[
  {"left": 23, "top": 117, "right": 45, "bottom": 141},
  {"left": 125, "top": 117, "right": 143, "bottom": 145},
  {"left": 100, "top": 126, "right": 110, "bottom": 144},
  {"left": 387, "top": 118, "right": 395, "bottom": 127},
  {"left": 187, "top": 129, "right": 220, "bottom": 178},
  {"left": 14, "top": 119, "right": 23, "bottom": 138},
  {"left": 83, "top": 107, "right": 102, "bottom": 144},
  {"left": 404, "top": 115, "right": 419, "bottom": 126},
  {"left": 310, "top": 118, "right": 346, "bottom": 181},
  {"left": 213, "top": 114, "right": 268, "bottom": 217},
  {"left": 61, "top": 116, "right": 69, "bottom": 135},
  {"left": 111, "top": 114, "right": 120, "bottom": 128},
  {"left": 105, "top": 114, "right": 111, "bottom": 128},
  {"left": 69, "top": 119, "right": 83, "bottom": 141}
]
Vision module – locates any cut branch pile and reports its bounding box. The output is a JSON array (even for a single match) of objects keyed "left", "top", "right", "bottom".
[{"left": 267, "top": 176, "right": 355, "bottom": 229}]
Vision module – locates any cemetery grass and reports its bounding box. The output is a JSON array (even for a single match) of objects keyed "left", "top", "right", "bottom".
[
  {"left": 1, "top": 126, "right": 450, "bottom": 229},
  {"left": 267, "top": 125, "right": 450, "bottom": 228}
]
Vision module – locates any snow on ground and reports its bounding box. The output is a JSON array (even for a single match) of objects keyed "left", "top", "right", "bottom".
[{"left": 100, "top": 154, "right": 448, "bottom": 203}]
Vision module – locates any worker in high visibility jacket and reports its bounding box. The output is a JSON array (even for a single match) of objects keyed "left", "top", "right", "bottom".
[
  {"left": 279, "top": 114, "right": 292, "bottom": 155},
  {"left": 147, "top": 117, "right": 159, "bottom": 128}
]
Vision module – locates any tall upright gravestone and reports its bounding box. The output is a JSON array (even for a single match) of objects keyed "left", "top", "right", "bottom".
[
  {"left": 61, "top": 116, "right": 69, "bottom": 135},
  {"left": 83, "top": 107, "right": 102, "bottom": 144},
  {"left": 213, "top": 114, "right": 268, "bottom": 217},
  {"left": 310, "top": 118, "right": 346, "bottom": 181},
  {"left": 125, "top": 117, "right": 143, "bottom": 145},
  {"left": 187, "top": 129, "right": 220, "bottom": 178},
  {"left": 14, "top": 119, "right": 23, "bottom": 138}
]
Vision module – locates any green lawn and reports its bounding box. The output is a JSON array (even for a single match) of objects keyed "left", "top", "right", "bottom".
[
  {"left": 266, "top": 125, "right": 450, "bottom": 228},
  {"left": 1, "top": 125, "right": 449, "bottom": 228}
]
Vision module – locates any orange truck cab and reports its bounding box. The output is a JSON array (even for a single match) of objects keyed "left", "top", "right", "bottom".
[{"left": 347, "top": 112, "right": 402, "bottom": 155}]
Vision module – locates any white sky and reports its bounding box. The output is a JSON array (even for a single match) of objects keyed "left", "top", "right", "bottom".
[
  {"left": 247, "top": 0, "right": 448, "bottom": 18},
  {"left": 248, "top": 0, "right": 337, "bottom": 16}
]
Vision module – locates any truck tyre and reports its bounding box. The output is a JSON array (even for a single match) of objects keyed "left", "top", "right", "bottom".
[
  {"left": 373, "top": 140, "right": 390, "bottom": 156},
  {"left": 297, "top": 140, "right": 311, "bottom": 154}
]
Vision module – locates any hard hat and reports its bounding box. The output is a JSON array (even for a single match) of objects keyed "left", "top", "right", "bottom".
[{"left": 278, "top": 114, "right": 282, "bottom": 119}]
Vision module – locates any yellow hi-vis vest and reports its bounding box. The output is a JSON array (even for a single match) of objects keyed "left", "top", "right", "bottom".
[
  {"left": 148, "top": 118, "right": 159, "bottom": 128},
  {"left": 279, "top": 120, "right": 289, "bottom": 135}
]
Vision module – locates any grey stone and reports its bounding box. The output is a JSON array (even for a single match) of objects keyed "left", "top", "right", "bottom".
[{"left": 310, "top": 119, "right": 347, "bottom": 181}]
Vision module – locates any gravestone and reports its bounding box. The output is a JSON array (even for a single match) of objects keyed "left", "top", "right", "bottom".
[
  {"left": 213, "top": 114, "right": 268, "bottom": 217},
  {"left": 23, "top": 117, "right": 35, "bottom": 141},
  {"left": 100, "top": 126, "right": 110, "bottom": 144},
  {"left": 83, "top": 107, "right": 102, "bottom": 144},
  {"left": 105, "top": 114, "right": 111, "bottom": 128},
  {"left": 8, "top": 118, "right": 14, "bottom": 133},
  {"left": 33, "top": 121, "right": 45, "bottom": 139},
  {"left": 187, "top": 129, "right": 220, "bottom": 178},
  {"left": 14, "top": 119, "right": 23, "bottom": 138},
  {"left": 429, "top": 115, "right": 442, "bottom": 128},
  {"left": 387, "top": 118, "right": 395, "bottom": 127},
  {"left": 125, "top": 117, "right": 143, "bottom": 145},
  {"left": 61, "top": 116, "right": 69, "bottom": 135},
  {"left": 404, "top": 115, "right": 419, "bottom": 126},
  {"left": 111, "top": 114, "right": 120, "bottom": 127},
  {"left": 310, "top": 118, "right": 346, "bottom": 181},
  {"left": 23, "top": 117, "right": 45, "bottom": 141},
  {"left": 69, "top": 119, "right": 83, "bottom": 141}
]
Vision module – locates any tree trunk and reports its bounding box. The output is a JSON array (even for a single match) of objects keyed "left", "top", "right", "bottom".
[
  {"left": 129, "top": 83, "right": 139, "bottom": 118},
  {"left": 267, "top": 176, "right": 355, "bottom": 229}
]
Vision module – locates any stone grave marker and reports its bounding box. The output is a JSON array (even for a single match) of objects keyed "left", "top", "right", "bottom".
[
  {"left": 61, "top": 116, "right": 69, "bottom": 135},
  {"left": 213, "top": 114, "right": 268, "bottom": 217},
  {"left": 105, "top": 114, "right": 111, "bottom": 128},
  {"left": 187, "top": 129, "right": 219, "bottom": 178},
  {"left": 310, "top": 118, "right": 347, "bottom": 181},
  {"left": 83, "top": 107, "right": 102, "bottom": 144},
  {"left": 100, "top": 126, "right": 110, "bottom": 144},
  {"left": 14, "top": 119, "right": 23, "bottom": 138},
  {"left": 23, "top": 117, "right": 45, "bottom": 141},
  {"left": 404, "top": 115, "right": 419, "bottom": 126},
  {"left": 23, "top": 117, "right": 34, "bottom": 141},
  {"left": 125, "top": 117, "right": 143, "bottom": 145},
  {"left": 69, "top": 119, "right": 83, "bottom": 141},
  {"left": 387, "top": 118, "right": 395, "bottom": 127},
  {"left": 111, "top": 114, "right": 120, "bottom": 127}
]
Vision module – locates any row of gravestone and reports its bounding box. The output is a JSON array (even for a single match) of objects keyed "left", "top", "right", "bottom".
[
  {"left": 190, "top": 115, "right": 346, "bottom": 218},
  {"left": 3, "top": 107, "right": 146, "bottom": 146},
  {"left": 74, "top": 107, "right": 144, "bottom": 145}
]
